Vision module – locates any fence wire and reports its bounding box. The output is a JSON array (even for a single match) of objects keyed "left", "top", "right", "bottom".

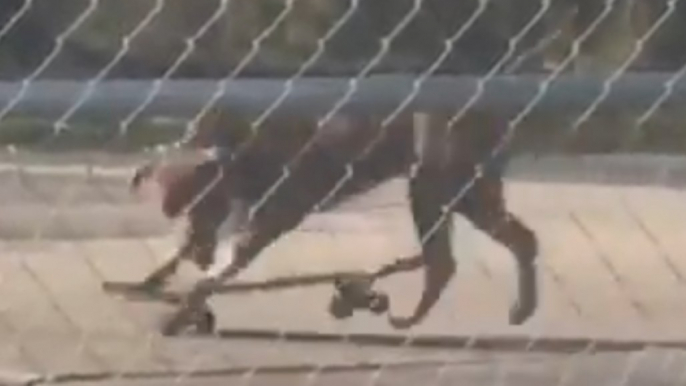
[{"left": 1, "top": 1, "right": 686, "bottom": 385}]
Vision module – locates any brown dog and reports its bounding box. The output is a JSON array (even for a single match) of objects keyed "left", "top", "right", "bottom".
[{"left": 131, "top": 110, "right": 538, "bottom": 334}]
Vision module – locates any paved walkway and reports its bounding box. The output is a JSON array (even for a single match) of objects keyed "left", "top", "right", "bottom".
[{"left": 1, "top": 156, "right": 686, "bottom": 384}]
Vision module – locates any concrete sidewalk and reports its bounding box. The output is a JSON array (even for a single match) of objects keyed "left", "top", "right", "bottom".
[
  {"left": 46, "top": 350, "right": 686, "bottom": 386},
  {"left": 1, "top": 155, "right": 686, "bottom": 384},
  {"left": 1, "top": 181, "right": 686, "bottom": 383}
]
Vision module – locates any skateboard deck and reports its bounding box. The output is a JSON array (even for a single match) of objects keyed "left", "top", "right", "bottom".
[
  {"left": 101, "top": 281, "right": 186, "bottom": 303},
  {"left": 102, "top": 270, "right": 369, "bottom": 304}
]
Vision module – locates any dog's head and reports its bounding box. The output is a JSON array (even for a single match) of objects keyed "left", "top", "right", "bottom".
[
  {"left": 180, "top": 107, "right": 253, "bottom": 152},
  {"left": 131, "top": 157, "right": 227, "bottom": 220}
]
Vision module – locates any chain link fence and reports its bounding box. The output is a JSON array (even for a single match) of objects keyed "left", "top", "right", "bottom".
[{"left": 2, "top": 0, "right": 686, "bottom": 385}]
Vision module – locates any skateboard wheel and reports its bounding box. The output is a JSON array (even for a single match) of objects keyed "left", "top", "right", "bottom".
[
  {"left": 368, "top": 293, "right": 389, "bottom": 314},
  {"left": 160, "top": 306, "right": 215, "bottom": 336},
  {"left": 329, "top": 296, "right": 354, "bottom": 319}
]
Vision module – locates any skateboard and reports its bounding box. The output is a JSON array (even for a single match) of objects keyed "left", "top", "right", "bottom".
[
  {"left": 102, "top": 271, "right": 390, "bottom": 335},
  {"left": 328, "top": 274, "right": 389, "bottom": 319},
  {"left": 101, "top": 281, "right": 217, "bottom": 335}
]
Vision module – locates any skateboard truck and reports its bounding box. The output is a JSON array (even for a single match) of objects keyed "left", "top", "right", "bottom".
[
  {"left": 328, "top": 275, "right": 390, "bottom": 319},
  {"left": 159, "top": 303, "right": 216, "bottom": 336},
  {"left": 327, "top": 256, "right": 423, "bottom": 320},
  {"left": 102, "top": 281, "right": 218, "bottom": 336},
  {"left": 102, "top": 256, "right": 423, "bottom": 335}
]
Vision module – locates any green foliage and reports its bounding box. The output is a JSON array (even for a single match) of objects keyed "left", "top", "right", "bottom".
[
  {"left": 1, "top": 111, "right": 686, "bottom": 155},
  {"left": 0, "top": 117, "right": 186, "bottom": 152}
]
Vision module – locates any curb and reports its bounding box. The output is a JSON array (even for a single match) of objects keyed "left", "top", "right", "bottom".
[
  {"left": 208, "top": 329, "right": 686, "bottom": 354},
  {"left": 9, "top": 359, "right": 456, "bottom": 385},
  {"left": 0, "top": 369, "right": 42, "bottom": 386},
  {"left": 3, "top": 154, "right": 686, "bottom": 186},
  {"left": 6, "top": 331, "right": 685, "bottom": 385}
]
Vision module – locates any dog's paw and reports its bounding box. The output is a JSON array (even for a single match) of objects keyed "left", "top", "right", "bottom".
[
  {"left": 509, "top": 301, "right": 536, "bottom": 325},
  {"left": 388, "top": 315, "right": 416, "bottom": 330}
]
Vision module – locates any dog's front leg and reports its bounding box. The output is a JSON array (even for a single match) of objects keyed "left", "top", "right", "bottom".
[
  {"left": 126, "top": 220, "right": 198, "bottom": 292},
  {"left": 159, "top": 199, "right": 289, "bottom": 336},
  {"left": 137, "top": 250, "right": 185, "bottom": 291},
  {"left": 135, "top": 194, "right": 230, "bottom": 291}
]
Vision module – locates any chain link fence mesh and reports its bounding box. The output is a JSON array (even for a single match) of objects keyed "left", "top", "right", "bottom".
[{"left": 1, "top": 0, "right": 686, "bottom": 385}]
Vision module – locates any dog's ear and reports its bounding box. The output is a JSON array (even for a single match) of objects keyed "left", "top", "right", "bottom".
[{"left": 183, "top": 107, "right": 252, "bottom": 150}]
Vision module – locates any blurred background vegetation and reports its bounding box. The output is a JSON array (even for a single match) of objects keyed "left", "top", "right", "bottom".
[{"left": 0, "top": 0, "right": 685, "bottom": 153}]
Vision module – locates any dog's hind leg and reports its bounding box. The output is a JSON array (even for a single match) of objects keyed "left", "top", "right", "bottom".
[
  {"left": 388, "top": 165, "right": 457, "bottom": 330},
  {"left": 460, "top": 177, "right": 539, "bottom": 325},
  {"left": 386, "top": 113, "right": 457, "bottom": 330}
]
